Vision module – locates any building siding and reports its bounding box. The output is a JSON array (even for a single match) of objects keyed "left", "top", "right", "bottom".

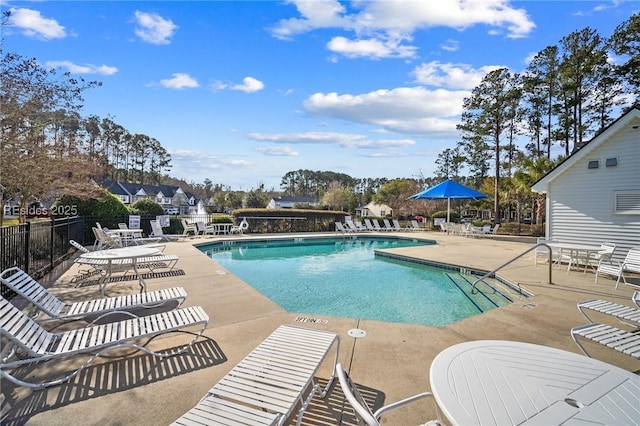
[{"left": 547, "top": 124, "right": 640, "bottom": 261}]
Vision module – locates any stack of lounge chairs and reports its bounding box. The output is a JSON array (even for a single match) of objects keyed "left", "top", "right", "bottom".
[
  {"left": 0, "top": 267, "right": 209, "bottom": 389},
  {"left": 571, "top": 291, "right": 640, "bottom": 359}
]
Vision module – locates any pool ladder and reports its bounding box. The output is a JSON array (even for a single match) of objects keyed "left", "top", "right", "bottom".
[{"left": 470, "top": 243, "right": 554, "bottom": 294}]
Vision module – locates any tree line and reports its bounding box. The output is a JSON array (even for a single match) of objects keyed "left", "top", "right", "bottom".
[{"left": 1, "top": 14, "right": 637, "bottom": 225}]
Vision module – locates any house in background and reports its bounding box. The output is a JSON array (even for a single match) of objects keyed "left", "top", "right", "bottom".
[
  {"left": 532, "top": 107, "right": 640, "bottom": 262},
  {"left": 100, "top": 180, "right": 206, "bottom": 215},
  {"left": 267, "top": 196, "right": 319, "bottom": 209},
  {"left": 355, "top": 201, "right": 393, "bottom": 218}
]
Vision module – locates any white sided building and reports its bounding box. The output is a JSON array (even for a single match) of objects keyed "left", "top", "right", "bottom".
[{"left": 532, "top": 107, "right": 640, "bottom": 262}]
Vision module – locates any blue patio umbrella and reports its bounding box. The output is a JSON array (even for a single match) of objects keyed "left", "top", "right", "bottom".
[{"left": 409, "top": 179, "right": 488, "bottom": 224}]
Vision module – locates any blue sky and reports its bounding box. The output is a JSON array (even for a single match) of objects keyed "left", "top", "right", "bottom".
[{"left": 2, "top": 1, "right": 637, "bottom": 191}]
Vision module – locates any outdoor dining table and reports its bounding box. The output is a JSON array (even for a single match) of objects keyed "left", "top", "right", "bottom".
[
  {"left": 429, "top": 340, "right": 640, "bottom": 425},
  {"left": 210, "top": 223, "right": 233, "bottom": 235},
  {"left": 545, "top": 241, "right": 603, "bottom": 273},
  {"left": 104, "top": 228, "right": 146, "bottom": 244},
  {"left": 79, "top": 246, "right": 161, "bottom": 297}
]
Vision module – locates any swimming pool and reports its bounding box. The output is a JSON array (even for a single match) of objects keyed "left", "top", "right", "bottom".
[{"left": 200, "top": 236, "right": 513, "bottom": 326}]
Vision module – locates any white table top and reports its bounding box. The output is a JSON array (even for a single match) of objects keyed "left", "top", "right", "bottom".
[
  {"left": 430, "top": 340, "right": 640, "bottom": 426},
  {"left": 106, "top": 228, "right": 143, "bottom": 235},
  {"left": 80, "top": 246, "right": 160, "bottom": 260},
  {"left": 545, "top": 242, "right": 603, "bottom": 251}
]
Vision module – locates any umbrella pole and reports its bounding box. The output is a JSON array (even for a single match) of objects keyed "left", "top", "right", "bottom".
[{"left": 447, "top": 198, "right": 450, "bottom": 234}]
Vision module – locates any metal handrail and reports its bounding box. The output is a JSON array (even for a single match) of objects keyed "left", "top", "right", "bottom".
[{"left": 471, "top": 243, "right": 553, "bottom": 293}]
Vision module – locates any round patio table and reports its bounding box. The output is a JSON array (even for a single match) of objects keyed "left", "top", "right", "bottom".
[
  {"left": 80, "top": 246, "right": 160, "bottom": 297},
  {"left": 430, "top": 340, "right": 640, "bottom": 425}
]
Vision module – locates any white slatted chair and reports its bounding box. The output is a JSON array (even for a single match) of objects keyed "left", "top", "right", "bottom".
[
  {"left": 382, "top": 219, "right": 395, "bottom": 231},
  {"left": 335, "top": 222, "right": 352, "bottom": 234},
  {"left": 363, "top": 218, "right": 376, "bottom": 231},
  {"left": 336, "top": 363, "right": 442, "bottom": 426},
  {"left": 406, "top": 220, "right": 421, "bottom": 232},
  {"left": 596, "top": 246, "right": 640, "bottom": 289},
  {"left": 570, "top": 322, "right": 640, "bottom": 359},
  {"left": 391, "top": 219, "right": 403, "bottom": 231},
  {"left": 0, "top": 296, "right": 209, "bottom": 389},
  {"left": 172, "top": 325, "right": 340, "bottom": 426},
  {"left": 149, "top": 220, "right": 184, "bottom": 241},
  {"left": 0, "top": 267, "right": 187, "bottom": 323},
  {"left": 577, "top": 291, "right": 640, "bottom": 327}
]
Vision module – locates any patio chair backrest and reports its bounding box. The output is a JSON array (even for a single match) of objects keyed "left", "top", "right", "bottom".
[
  {"left": 0, "top": 296, "right": 54, "bottom": 357},
  {"left": 0, "top": 267, "right": 65, "bottom": 318},
  {"left": 118, "top": 223, "right": 128, "bottom": 229},
  {"left": 335, "top": 364, "right": 378, "bottom": 425},
  {"left": 150, "top": 220, "right": 164, "bottom": 236}
]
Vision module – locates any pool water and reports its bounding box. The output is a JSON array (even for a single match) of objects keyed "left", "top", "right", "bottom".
[{"left": 200, "top": 237, "right": 512, "bottom": 326}]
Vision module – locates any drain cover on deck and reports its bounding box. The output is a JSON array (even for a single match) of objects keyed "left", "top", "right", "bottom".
[{"left": 348, "top": 328, "right": 367, "bottom": 338}]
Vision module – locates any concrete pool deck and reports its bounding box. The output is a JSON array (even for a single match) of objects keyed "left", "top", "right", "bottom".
[{"left": 2, "top": 231, "right": 639, "bottom": 425}]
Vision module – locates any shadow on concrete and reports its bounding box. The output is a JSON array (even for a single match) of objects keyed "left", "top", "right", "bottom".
[
  {"left": 298, "top": 377, "right": 387, "bottom": 426},
  {"left": 76, "top": 269, "right": 186, "bottom": 288},
  {"left": 0, "top": 335, "right": 225, "bottom": 426}
]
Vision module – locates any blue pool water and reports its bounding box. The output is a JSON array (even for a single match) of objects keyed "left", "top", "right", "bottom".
[{"left": 200, "top": 237, "right": 511, "bottom": 326}]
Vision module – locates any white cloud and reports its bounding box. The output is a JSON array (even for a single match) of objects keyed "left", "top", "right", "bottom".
[
  {"left": 303, "top": 86, "right": 467, "bottom": 137},
  {"left": 160, "top": 73, "right": 199, "bottom": 89},
  {"left": 231, "top": 77, "right": 265, "bottom": 93},
  {"left": 270, "top": 0, "right": 536, "bottom": 59},
  {"left": 327, "top": 36, "right": 416, "bottom": 59},
  {"left": 45, "top": 60, "right": 118, "bottom": 75},
  {"left": 246, "top": 131, "right": 415, "bottom": 150},
  {"left": 412, "top": 61, "right": 505, "bottom": 89},
  {"left": 133, "top": 11, "right": 178, "bottom": 45},
  {"left": 8, "top": 8, "right": 66, "bottom": 40},
  {"left": 440, "top": 39, "right": 459, "bottom": 52},
  {"left": 254, "top": 146, "right": 299, "bottom": 156}
]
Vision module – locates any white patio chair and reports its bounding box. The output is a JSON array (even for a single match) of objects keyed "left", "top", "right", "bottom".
[
  {"left": 335, "top": 222, "right": 352, "bottom": 234},
  {"left": 181, "top": 219, "right": 197, "bottom": 236},
  {"left": 150, "top": 220, "right": 183, "bottom": 241},
  {"left": 336, "top": 363, "right": 442, "bottom": 426},
  {"left": 173, "top": 325, "right": 339, "bottom": 426},
  {"left": 577, "top": 291, "right": 640, "bottom": 327},
  {"left": 596, "top": 246, "right": 640, "bottom": 288},
  {"left": 573, "top": 242, "right": 616, "bottom": 273},
  {"left": 1, "top": 266, "right": 187, "bottom": 323},
  {"left": 363, "top": 218, "right": 376, "bottom": 231},
  {"left": 0, "top": 295, "right": 209, "bottom": 389}
]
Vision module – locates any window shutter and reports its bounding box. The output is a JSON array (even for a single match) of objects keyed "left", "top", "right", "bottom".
[{"left": 615, "top": 192, "right": 640, "bottom": 214}]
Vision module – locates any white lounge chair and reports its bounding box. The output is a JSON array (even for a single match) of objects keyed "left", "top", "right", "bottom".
[
  {"left": 150, "top": 220, "right": 183, "bottom": 241},
  {"left": 571, "top": 322, "right": 640, "bottom": 359},
  {"left": 181, "top": 219, "right": 197, "bottom": 236},
  {"left": 382, "top": 219, "right": 395, "bottom": 231},
  {"left": 595, "top": 246, "right": 640, "bottom": 288},
  {"left": 195, "top": 221, "right": 216, "bottom": 235},
  {"left": 335, "top": 222, "right": 353, "bottom": 234},
  {"left": 371, "top": 219, "right": 386, "bottom": 232},
  {"left": 577, "top": 291, "right": 640, "bottom": 326},
  {"left": 336, "top": 363, "right": 442, "bottom": 426},
  {"left": 406, "top": 220, "right": 421, "bottom": 232},
  {"left": 392, "top": 219, "right": 403, "bottom": 231},
  {"left": 0, "top": 295, "right": 209, "bottom": 389},
  {"left": 345, "top": 219, "right": 362, "bottom": 233},
  {"left": 1, "top": 266, "right": 187, "bottom": 323},
  {"left": 363, "top": 218, "right": 376, "bottom": 231},
  {"left": 172, "top": 325, "right": 339, "bottom": 426}
]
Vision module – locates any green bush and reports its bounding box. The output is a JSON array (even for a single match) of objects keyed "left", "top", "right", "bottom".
[
  {"left": 130, "top": 198, "right": 164, "bottom": 215},
  {"left": 54, "top": 190, "right": 129, "bottom": 216}
]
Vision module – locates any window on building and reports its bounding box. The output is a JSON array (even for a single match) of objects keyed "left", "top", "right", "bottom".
[{"left": 587, "top": 160, "right": 599, "bottom": 169}]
